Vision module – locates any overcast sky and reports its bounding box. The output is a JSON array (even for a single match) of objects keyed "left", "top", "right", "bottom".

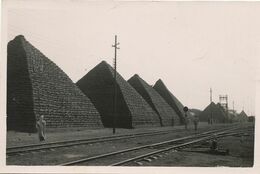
[{"left": 6, "top": 1, "right": 260, "bottom": 115}]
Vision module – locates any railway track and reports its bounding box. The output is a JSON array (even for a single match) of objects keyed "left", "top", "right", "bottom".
[
  {"left": 59, "top": 125, "right": 253, "bottom": 166},
  {"left": 7, "top": 124, "right": 241, "bottom": 156},
  {"left": 6, "top": 127, "right": 198, "bottom": 156},
  {"left": 111, "top": 130, "right": 252, "bottom": 166}
]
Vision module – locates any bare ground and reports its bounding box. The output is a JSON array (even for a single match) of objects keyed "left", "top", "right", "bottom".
[
  {"left": 7, "top": 122, "right": 221, "bottom": 147},
  {"left": 6, "top": 122, "right": 254, "bottom": 166},
  {"left": 135, "top": 129, "right": 254, "bottom": 167}
]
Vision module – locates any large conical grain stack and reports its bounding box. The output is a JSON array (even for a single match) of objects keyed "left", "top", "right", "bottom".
[
  {"left": 77, "top": 61, "right": 160, "bottom": 128},
  {"left": 7, "top": 35, "right": 102, "bottom": 132},
  {"left": 128, "top": 74, "right": 180, "bottom": 126},
  {"left": 198, "top": 102, "right": 227, "bottom": 123},
  {"left": 153, "top": 79, "right": 186, "bottom": 124},
  {"left": 237, "top": 110, "right": 248, "bottom": 122}
]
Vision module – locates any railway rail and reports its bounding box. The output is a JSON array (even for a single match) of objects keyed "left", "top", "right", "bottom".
[
  {"left": 7, "top": 124, "right": 243, "bottom": 156},
  {"left": 111, "top": 130, "right": 251, "bottom": 166},
  {"left": 59, "top": 125, "right": 253, "bottom": 166},
  {"left": 6, "top": 127, "right": 197, "bottom": 155}
]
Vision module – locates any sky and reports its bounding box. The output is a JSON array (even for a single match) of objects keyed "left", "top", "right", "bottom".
[{"left": 5, "top": 0, "right": 260, "bottom": 115}]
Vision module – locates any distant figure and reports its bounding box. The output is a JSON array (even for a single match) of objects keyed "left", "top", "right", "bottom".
[
  {"left": 210, "top": 137, "right": 218, "bottom": 151},
  {"left": 193, "top": 115, "right": 199, "bottom": 131},
  {"left": 36, "top": 115, "right": 46, "bottom": 141},
  {"left": 184, "top": 115, "right": 188, "bottom": 130}
]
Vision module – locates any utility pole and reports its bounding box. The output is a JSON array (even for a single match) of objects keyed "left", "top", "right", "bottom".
[
  {"left": 210, "top": 88, "right": 212, "bottom": 103},
  {"left": 210, "top": 87, "right": 213, "bottom": 124},
  {"left": 233, "top": 101, "right": 235, "bottom": 114},
  {"left": 112, "top": 35, "right": 120, "bottom": 134}
]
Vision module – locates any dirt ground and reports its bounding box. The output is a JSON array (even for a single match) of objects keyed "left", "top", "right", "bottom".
[
  {"left": 7, "top": 122, "right": 224, "bottom": 147},
  {"left": 6, "top": 122, "right": 254, "bottom": 166},
  {"left": 7, "top": 123, "right": 224, "bottom": 165},
  {"left": 137, "top": 129, "right": 254, "bottom": 167}
]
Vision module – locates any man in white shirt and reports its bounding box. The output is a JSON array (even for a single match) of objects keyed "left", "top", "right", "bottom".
[{"left": 36, "top": 115, "right": 46, "bottom": 141}]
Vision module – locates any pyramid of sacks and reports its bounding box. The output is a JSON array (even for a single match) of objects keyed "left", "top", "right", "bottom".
[
  {"left": 227, "top": 111, "right": 237, "bottom": 123},
  {"left": 7, "top": 35, "right": 102, "bottom": 132},
  {"left": 237, "top": 110, "right": 248, "bottom": 122},
  {"left": 198, "top": 102, "right": 227, "bottom": 123},
  {"left": 76, "top": 61, "right": 160, "bottom": 128},
  {"left": 128, "top": 74, "right": 180, "bottom": 126},
  {"left": 153, "top": 79, "right": 186, "bottom": 124},
  {"left": 216, "top": 103, "right": 232, "bottom": 122}
]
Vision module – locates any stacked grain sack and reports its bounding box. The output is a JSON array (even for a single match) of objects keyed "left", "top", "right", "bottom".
[
  {"left": 7, "top": 35, "right": 102, "bottom": 132},
  {"left": 128, "top": 74, "right": 180, "bottom": 126},
  {"left": 153, "top": 79, "right": 186, "bottom": 124},
  {"left": 198, "top": 102, "right": 227, "bottom": 123},
  {"left": 237, "top": 110, "right": 248, "bottom": 122},
  {"left": 76, "top": 61, "right": 161, "bottom": 128}
]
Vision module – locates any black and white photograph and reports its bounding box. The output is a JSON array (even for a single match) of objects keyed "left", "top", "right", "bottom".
[{"left": 0, "top": 0, "right": 259, "bottom": 173}]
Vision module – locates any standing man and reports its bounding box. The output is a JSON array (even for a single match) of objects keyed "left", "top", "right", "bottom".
[
  {"left": 36, "top": 115, "right": 46, "bottom": 141},
  {"left": 193, "top": 115, "right": 199, "bottom": 131}
]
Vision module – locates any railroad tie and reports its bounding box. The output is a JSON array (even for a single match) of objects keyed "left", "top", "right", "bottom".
[
  {"left": 143, "top": 157, "right": 152, "bottom": 162},
  {"left": 150, "top": 156, "right": 158, "bottom": 159},
  {"left": 135, "top": 161, "right": 143, "bottom": 166}
]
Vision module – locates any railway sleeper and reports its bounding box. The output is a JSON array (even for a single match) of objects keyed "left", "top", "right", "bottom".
[
  {"left": 142, "top": 157, "right": 153, "bottom": 162},
  {"left": 135, "top": 161, "right": 143, "bottom": 166},
  {"left": 150, "top": 156, "right": 158, "bottom": 159}
]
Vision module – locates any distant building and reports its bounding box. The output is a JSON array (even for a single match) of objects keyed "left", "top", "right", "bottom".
[
  {"left": 248, "top": 116, "right": 255, "bottom": 122},
  {"left": 189, "top": 109, "right": 202, "bottom": 116}
]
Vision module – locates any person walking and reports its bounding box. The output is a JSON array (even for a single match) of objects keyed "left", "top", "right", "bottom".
[{"left": 36, "top": 115, "right": 46, "bottom": 141}]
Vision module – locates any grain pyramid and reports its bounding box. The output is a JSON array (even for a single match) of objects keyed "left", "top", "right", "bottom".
[
  {"left": 237, "top": 110, "right": 248, "bottom": 122},
  {"left": 128, "top": 74, "right": 180, "bottom": 126},
  {"left": 153, "top": 79, "right": 185, "bottom": 124},
  {"left": 216, "top": 103, "right": 230, "bottom": 122},
  {"left": 7, "top": 35, "right": 102, "bottom": 132},
  {"left": 198, "top": 102, "right": 227, "bottom": 123},
  {"left": 76, "top": 61, "right": 160, "bottom": 128}
]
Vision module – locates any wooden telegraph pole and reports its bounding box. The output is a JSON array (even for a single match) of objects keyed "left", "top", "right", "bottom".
[
  {"left": 210, "top": 87, "right": 213, "bottom": 124},
  {"left": 112, "top": 35, "right": 120, "bottom": 134}
]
